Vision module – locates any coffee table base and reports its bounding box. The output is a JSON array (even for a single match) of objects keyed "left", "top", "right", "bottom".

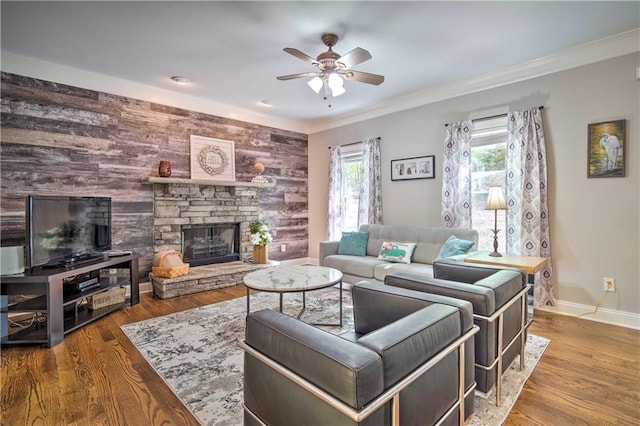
[{"left": 246, "top": 282, "right": 343, "bottom": 328}]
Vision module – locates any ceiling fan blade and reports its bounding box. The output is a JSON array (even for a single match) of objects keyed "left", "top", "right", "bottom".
[
  {"left": 336, "top": 47, "right": 372, "bottom": 69},
  {"left": 283, "top": 48, "right": 319, "bottom": 67},
  {"left": 276, "top": 72, "right": 322, "bottom": 81},
  {"left": 343, "top": 70, "right": 385, "bottom": 85}
]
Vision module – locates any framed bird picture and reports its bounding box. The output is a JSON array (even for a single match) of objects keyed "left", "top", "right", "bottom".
[{"left": 587, "top": 119, "right": 625, "bottom": 178}]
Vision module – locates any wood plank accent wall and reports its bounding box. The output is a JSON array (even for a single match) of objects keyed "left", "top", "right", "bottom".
[{"left": 0, "top": 73, "right": 309, "bottom": 276}]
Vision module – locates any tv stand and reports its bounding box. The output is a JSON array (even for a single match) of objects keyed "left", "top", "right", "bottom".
[{"left": 1, "top": 254, "right": 139, "bottom": 347}]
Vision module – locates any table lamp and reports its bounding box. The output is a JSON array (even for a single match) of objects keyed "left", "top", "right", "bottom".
[{"left": 485, "top": 186, "right": 507, "bottom": 257}]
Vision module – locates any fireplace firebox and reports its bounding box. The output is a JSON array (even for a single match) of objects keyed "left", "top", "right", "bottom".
[{"left": 181, "top": 223, "right": 240, "bottom": 266}]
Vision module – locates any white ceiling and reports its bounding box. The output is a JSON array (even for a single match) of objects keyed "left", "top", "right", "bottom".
[{"left": 1, "top": 1, "right": 639, "bottom": 133}]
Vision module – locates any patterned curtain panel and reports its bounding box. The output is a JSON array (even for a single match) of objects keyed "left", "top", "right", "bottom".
[
  {"left": 506, "top": 107, "right": 555, "bottom": 307},
  {"left": 358, "top": 137, "right": 383, "bottom": 226},
  {"left": 441, "top": 121, "right": 473, "bottom": 229},
  {"left": 327, "top": 146, "right": 343, "bottom": 240}
]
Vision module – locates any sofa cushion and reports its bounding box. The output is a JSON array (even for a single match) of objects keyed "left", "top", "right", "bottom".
[
  {"left": 436, "top": 235, "right": 475, "bottom": 260},
  {"left": 337, "top": 231, "right": 369, "bottom": 256},
  {"left": 377, "top": 241, "right": 416, "bottom": 264},
  {"left": 373, "top": 262, "right": 434, "bottom": 282},
  {"left": 322, "top": 255, "right": 381, "bottom": 279}
]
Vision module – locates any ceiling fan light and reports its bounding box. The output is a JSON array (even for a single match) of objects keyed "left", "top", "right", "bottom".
[
  {"left": 307, "top": 77, "right": 323, "bottom": 94},
  {"left": 331, "top": 85, "right": 346, "bottom": 97},
  {"left": 327, "top": 73, "right": 344, "bottom": 89}
]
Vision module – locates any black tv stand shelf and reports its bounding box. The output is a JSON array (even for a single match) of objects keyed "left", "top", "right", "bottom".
[{"left": 1, "top": 254, "right": 139, "bottom": 347}]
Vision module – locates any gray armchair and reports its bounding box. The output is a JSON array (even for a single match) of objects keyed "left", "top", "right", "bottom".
[
  {"left": 241, "top": 281, "right": 478, "bottom": 426},
  {"left": 384, "top": 259, "right": 528, "bottom": 405}
]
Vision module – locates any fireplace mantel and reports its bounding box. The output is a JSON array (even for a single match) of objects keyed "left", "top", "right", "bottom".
[{"left": 148, "top": 177, "right": 275, "bottom": 188}]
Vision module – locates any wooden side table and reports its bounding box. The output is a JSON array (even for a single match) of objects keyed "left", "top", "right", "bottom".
[{"left": 464, "top": 252, "right": 548, "bottom": 276}]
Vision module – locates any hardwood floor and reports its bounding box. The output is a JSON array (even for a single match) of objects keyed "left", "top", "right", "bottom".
[{"left": 1, "top": 285, "right": 639, "bottom": 425}]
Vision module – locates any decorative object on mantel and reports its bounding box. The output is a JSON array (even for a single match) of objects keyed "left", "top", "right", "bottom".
[
  {"left": 249, "top": 220, "right": 272, "bottom": 264},
  {"left": 391, "top": 155, "right": 435, "bottom": 180},
  {"left": 151, "top": 250, "right": 190, "bottom": 278},
  {"left": 190, "top": 135, "right": 235, "bottom": 181},
  {"left": 251, "top": 162, "right": 270, "bottom": 184},
  {"left": 158, "top": 160, "right": 172, "bottom": 177},
  {"left": 587, "top": 119, "right": 625, "bottom": 178},
  {"left": 485, "top": 186, "right": 507, "bottom": 257}
]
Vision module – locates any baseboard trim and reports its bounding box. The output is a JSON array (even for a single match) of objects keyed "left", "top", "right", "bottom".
[{"left": 537, "top": 300, "right": 640, "bottom": 330}]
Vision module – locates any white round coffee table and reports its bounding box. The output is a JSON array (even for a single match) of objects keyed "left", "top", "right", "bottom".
[{"left": 243, "top": 265, "right": 343, "bottom": 327}]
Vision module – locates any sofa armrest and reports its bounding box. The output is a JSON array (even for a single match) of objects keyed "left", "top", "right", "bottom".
[
  {"left": 385, "top": 272, "right": 496, "bottom": 317},
  {"left": 319, "top": 240, "right": 340, "bottom": 266},
  {"left": 245, "top": 309, "right": 383, "bottom": 409},
  {"left": 357, "top": 303, "right": 461, "bottom": 387}
]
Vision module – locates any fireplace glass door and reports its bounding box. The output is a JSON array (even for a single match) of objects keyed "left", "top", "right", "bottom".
[{"left": 182, "top": 223, "right": 240, "bottom": 266}]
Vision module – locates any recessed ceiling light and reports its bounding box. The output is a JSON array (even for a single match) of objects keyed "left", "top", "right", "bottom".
[{"left": 171, "top": 76, "right": 191, "bottom": 85}]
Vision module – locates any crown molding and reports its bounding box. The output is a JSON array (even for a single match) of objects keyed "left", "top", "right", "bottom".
[
  {"left": 0, "top": 52, "right": 308, "bottom": 134},
  {"left": 306, "top": 28, "right": 640, "bottom": 133},
  {"left": 2, "top": 29, "right": 638, "bottom": 135}
]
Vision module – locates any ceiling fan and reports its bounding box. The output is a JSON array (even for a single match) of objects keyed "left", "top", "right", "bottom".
[{"left": 277, "top": 33, "right": 384, "bottom": 103}]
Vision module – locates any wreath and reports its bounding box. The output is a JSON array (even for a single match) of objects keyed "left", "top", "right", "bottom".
[{"left": 198, "top": 145, "right": 228, "bottom": 175}]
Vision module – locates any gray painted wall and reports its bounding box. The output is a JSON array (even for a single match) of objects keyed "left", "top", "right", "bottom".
[{"left": 309, "top": 53, "right": 640, "bottom": 316}]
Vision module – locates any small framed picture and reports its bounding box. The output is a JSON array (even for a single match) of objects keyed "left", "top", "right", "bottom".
[
  {"left": 391, "top": 155, "right": 435, "bottom": 181},
  {"left": 587, "top": 119, "right": 625, "bottom": 178},
  {"left": 190, "top": 135, "right": 235, "bottom": 181}
]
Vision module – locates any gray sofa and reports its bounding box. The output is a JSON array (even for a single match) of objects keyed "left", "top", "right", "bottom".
[
  {"left": 320, "top": 224, "right": 479, "bottom": 284},
  {"left": 241, "top": 281, "right": 478, "bottom": 426}
]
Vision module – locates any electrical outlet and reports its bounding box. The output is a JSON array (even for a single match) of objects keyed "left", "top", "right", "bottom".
[
  {"left": 280, "top": 244, "right": 286, "bottom": 253},
  {"left": 603, "top": 277, "right": 616, "bottom": 292}
]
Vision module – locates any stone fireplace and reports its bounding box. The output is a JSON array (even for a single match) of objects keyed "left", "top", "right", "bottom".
[
  {"left": 151, "top": 177, "right": 267, "bottom": 264},
  {"left": 149, "top": 177, "right": 275, "bottom": 299}
]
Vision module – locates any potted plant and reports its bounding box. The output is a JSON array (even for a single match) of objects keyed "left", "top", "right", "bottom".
[{"left": 249, "top": 220, "right": 272, "bottom": 263}]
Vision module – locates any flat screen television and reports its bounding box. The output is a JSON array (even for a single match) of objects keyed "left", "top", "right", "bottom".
[{"left": 26, "top": 195, "right": 112, "bottom": 268}]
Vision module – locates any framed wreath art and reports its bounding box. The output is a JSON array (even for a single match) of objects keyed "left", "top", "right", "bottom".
[{"left": 190, "top": 135, "right": 235, "bottom": 181}]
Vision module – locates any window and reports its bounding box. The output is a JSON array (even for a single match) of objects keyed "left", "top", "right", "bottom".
[
  {"left": 340, "top": 144, "right": 364, "bottom": 232},
  {"left": 470, "top": 116, "right": 507, "bottom": 252}
]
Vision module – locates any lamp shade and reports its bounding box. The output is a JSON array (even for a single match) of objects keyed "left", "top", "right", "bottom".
[{"left": 485, "top": 186, "right": 507, "bottom": 210}]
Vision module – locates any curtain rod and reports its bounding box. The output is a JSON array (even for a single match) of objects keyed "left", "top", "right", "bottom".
[
  {"left": 444, "top": 106, "right": 544, "bottom": 127},
  {"left": 327, "top": 136, "right": 381, "bottom": 149}
]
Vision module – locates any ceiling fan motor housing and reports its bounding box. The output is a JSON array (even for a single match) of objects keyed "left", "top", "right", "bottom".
[{"left": 318, "top": 34, "right": 342, "bottom": 70}]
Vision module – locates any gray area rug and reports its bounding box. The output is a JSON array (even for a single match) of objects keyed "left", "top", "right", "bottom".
[{"left": 122, "top": 287, "right": 549, "bottom": 426}]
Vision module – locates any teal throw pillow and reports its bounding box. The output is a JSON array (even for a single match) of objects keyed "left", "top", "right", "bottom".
[
  {"left": 338, "top": 232, "right": 369, "bottom": 256},
  {"left": 436, "top": 235, "right": 475, "bottom": 260}
]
